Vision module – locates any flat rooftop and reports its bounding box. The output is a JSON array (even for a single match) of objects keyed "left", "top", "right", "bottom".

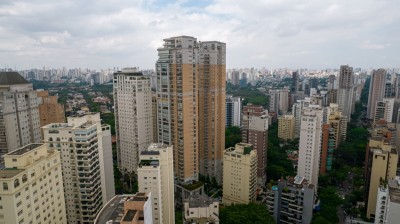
[
  {"left": 0, "top": 168, "right": 24, "bottom": 179},
  {"left": 141, "top": 150, "right": 160, "bottom": 156},
  {"left": 122, "top": 210, "right": 137, "bottom": 222},
  {"left": 8, "top": 144, "right": 43, "bottom": 156},
  {"left": 186, "top": 195, "right": 218, "bottom": 208}
]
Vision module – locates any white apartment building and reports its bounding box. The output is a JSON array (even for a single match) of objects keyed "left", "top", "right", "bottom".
[
  {"left": 184, "top": 195, "right": 219, "bottom": 224},
  {"left": 42, "top": 113, "right": 115, "bottom": 223},
  {"left": 0, "top": 71, "right": 41, "bottom": 158},
  {"left": 0, "top": 143, "right": 67, "bottom": 224},
  {"left": 374, "top": 98, "right": 394, "bottom": 123},
  {"left": 226, "top": 95, "right": 241, "bottom": 127},
  {"left": 375, "top": 177, "right": 400, "bottom": 224},
  {"left": 222, "top": 143, "right": 257, "bottom": 205},
  {"left": 137, "top": 143, "right": 175, "bottom": 224},
  {"left": 292, "top": 98, "right": 311, "bottom": 137},
  {"left": 113, "top": 68, "right": 153, "bottom": 174},
  {"left": 269, "top": 88, "right": 289, "bottom": 115},
  {"left": 297, "top": 105, "right": 324, "bottom": 192}
]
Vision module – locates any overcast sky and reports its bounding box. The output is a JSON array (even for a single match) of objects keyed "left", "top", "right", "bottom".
[{"left": 0, "top": 0, "right": 399, "bottom": 70}]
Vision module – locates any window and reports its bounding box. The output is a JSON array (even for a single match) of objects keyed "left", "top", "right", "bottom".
[
  {"left": 2, "top": 183, "right": 8, "bottom": 191},
  {"left": 22, "top": 174, "right": 27, "bottom": 183},
  {"left": 14, "top": 179, "right": 20, "bottom": 188}
]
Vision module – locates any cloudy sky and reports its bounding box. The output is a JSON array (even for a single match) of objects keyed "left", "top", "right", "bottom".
[{"left": 0, "top": 0, "right": 399, "bottom": 70}]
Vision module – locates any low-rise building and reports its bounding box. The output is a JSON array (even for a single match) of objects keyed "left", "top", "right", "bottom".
[
  {"left": 184, "top": 195, "right": 219, "bottom": 224},
  {"left": 94, "top": 193, "right": 153, "bottom": 224}
]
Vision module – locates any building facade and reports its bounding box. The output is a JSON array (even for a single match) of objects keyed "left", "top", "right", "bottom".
[
  {"left": 368, "top": 69, "right": 387, "bottom": 120},
  {"left": 374, "top": 177, "right": 400, "bottom": 224},
  {"left": 337, "top": 65, "right": 355, "bottom": 121},
  {"left": 42, "top": 113, "right": 115, "bottom": 223},
  {"left": 278, "top": 114, "right": 295, "bottom": 141},
  {"left": 113, "top": 68, "right": 153, "bottom": 174},
  {"left": 0, "top": 71, "right": 41, "bottom": 158},
  {"left": 183, "top": 195, "right": 219, "bottom": 224},
  {"left": 266, "top": 176, "right": 314, "bottom": 224},
  {"left": 222, "top": 143, "right": 257, "bottom": 205},
  {"left": 365, "top": 138, "right": 398, "bottom": 219},
  {"left": 297, "top": 106, "right": 324, "bottom": 192},
  {"left": 37, "top": 90, "right": 65, "bottom": 127},
  {"left": 242, "top": 104, "right": 269, "bottom": 186},
  {"left": 226, "top": 95, "right": 241, "bottom": 127},
  {"left": 137, "top": 144, "right": 175, "bottom": 224},
  {"left": 0, "top": 144, "right": 67, "bottom": 224}
]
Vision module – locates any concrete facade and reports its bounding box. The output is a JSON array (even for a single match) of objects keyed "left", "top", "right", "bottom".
[{"left": 278, "top": 114, "right": 295, "bottom": 141}]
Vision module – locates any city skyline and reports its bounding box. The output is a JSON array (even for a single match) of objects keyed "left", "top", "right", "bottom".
[{"left": 1, "top": 0, "right": 400, "bottom": 69}]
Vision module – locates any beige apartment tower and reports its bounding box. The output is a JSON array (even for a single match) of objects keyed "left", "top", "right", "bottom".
[
  {"left": 42, "top": 113, "right": 115, "bottom": 223},
  {"left": 156, "top": 36, "right": 226, "bottom": 184},
  {"left": 137, "top": 144, "right": 175, "bottom": 224},
  {"left": 37, "top": 90, "right": 65, "bottom": 127},
  {"left": 365, "top": 138, "right": 398, "bottom": 219},
  {"left": 0, "top": 72, "right": 41, "bottom": 158},
  {"left": 113, "top": 68, "right": 153, "bottom": 174},
  {"left": 278, "top": 115, "right": 295, "bottom": 141},
  {"left": 0, "top": 144, "right": 67, "bottom": 224},
  {"left": 222, "top": 143, "right": 257, "bottom": 205}
]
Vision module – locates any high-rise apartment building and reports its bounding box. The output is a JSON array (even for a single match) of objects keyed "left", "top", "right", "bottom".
[
  {"left": 137, "top": 143, "right": 175, "bottom": 224},
  {"left": 292, "top": 71, "right": 299, "bottom": 93},
  {"left": 266, "top": 176, "right": 315, "bottom": 224},
  {"left": 367, "top": 69, "right": 387, "bottom": 120},
  {"left": 198, "top": 41, "right": 226, "bottom": 184},
  {"left": 152, "top": 93, "right": 158, "bottom": 143},
  {"left": 374, "top": 177, "right": 400, "bottom": 224},
  {"left": 269, "top": 88, "right": 289, "bottom": 115},
  {"left": 226, "top": 95, "right": 242, "bottom": 127},
  {"left": 292, "top": 98, "right": 311, "bottom": 138},
  {"left": 337, "top": 65, "right": 355, "bottom": 121},
  {"left": 374, "top": 98, "right": 394, "bottom": 123},
  {"left": 222, "top": 143, "right": 257, "bottom": 205},
  {"left": 278, "top": 114, "right": 295, "bottom": 141},
  {"left": 242, "top": 104, "right": 269, "bottom": 186},
  {"left": 156, "top": 36, "right": 226, "bottom": 184},
  {"left": 297, "top": 105, "right": 323, "bottom": 191},
  {"left": 113, "top": 68, "right": 153, "bottom": 174},
  {"left": 365, "top": 138, "right": 398, "bottom": 219},
  {"left": 37, "top": 90, "right": 65, "bottom": 127},
  {"left": 0, "top": 144, "right": 67, "bottom": 224},
  {"left": 0, "top": 72, "right": 41, "bottom": 158},
  {"left": 42, "top": 113, "right": 115, "bottom": 223}
]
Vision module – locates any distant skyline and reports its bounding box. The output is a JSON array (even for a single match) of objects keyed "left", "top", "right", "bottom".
[{"left": 1, "top": 0, "right": 399, "bottom": 70}]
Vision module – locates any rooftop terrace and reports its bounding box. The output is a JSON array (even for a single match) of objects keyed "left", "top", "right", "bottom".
[{"left": 8, "top": 144, "right": 43, "bottom": 156}]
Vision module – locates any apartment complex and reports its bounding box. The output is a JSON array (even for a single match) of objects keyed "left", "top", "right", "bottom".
[
  {"left": 95, "top": 193, "right": 153, "bottom": 224},
  {"left": 113, "top": 68, "right": 153, "bottom": 174},
  {"left": 297, "top": 106, "right": 324, "bottom": 191},
  {"left": 0, "top": 71, "right": 41, "bottom": 158},
  {"left": 137, "top": 144, "right": 175, "bottom": 224},
  {"left": 365, "top": 138, "right": 398, "bottom": 219},
  {"left": 242, "top": 104, "right": 269, "bottom": 186},
  {"left": 37, "top": 90, "right": 65, "bottom": 127},
  {"left": 42, "top": 113, "right": 115, "bottom": 223},
  {"left": 197, "top": 41, "right": 226, "bottom": 184},
  {"left": 337, "top": 65, "right": 355, "bottom": 121},
  {"left": 269, "top": 88, "right": 289, "bottom": 115},
  {"left": 266, "top": 176, "right": 315, "bottom": 224},
  {"left": 367, "top": 69, "right": 387, "bottom": 120},
  {"left": 222, "top": 143, "right": 257, "bottom": 205},
  {"left": 278, "top": 114, "right": 295, "bottom": 141},
  {"left": 292, "top": 98, "right": 311, "bottom": 137},
  {"left": 156, "top": 36, "right": 226, "bottom": 184},
  {"left": 374, "top": 98, "right": 394, "bottom": 123},
  {"left": 226, "top": 95, "right": 241, "bottom": 127},
  {"left": 183, "top": 195, "right": 219, "bottom": 224},
  {"left": 374, "top": 177, "right": 400, "bottom": 224},
  {"left": 0, "top": 144, "right": 66, "bottom": 224}
]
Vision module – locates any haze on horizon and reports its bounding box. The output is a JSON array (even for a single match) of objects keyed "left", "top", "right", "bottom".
[{"left": 0, "top": 0, "right": 399, "bottom": 70}]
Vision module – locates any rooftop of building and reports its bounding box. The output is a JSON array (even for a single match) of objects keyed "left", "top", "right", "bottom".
[
  {"left": 0, "top": 168, "right": 24, "bottom": 179},
  {"left": 0, "top": 71, "right": 30, "bottom": 85},
  {"left": 284, "top": 175, "right": 314, "bottom": 189},
  {"left": 388, "top": 179, "right": 400, "bottom": 204},
  {"left": 95, "top": 193, "right": 148, "bottom": 224},
  {"left": 140, "top": 150, "right": 160, "bottom": 156},
  {"left": 186, "top": 195, "right": 218, "bottom": 208},
  {"left": 8, "top": 143, "right": 43, "bottom": 156}
]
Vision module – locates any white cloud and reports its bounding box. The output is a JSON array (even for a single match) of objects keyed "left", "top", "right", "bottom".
[{"left": 0, "top": 0, "right": 399, "bottom": 69}]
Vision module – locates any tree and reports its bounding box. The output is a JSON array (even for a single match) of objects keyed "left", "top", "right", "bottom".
[
  {"left": 225, "top": 126, "right": 242, "bottom": 148},
  {"left": 220, "top": 203, "right": 274, "bottom": 224}
]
